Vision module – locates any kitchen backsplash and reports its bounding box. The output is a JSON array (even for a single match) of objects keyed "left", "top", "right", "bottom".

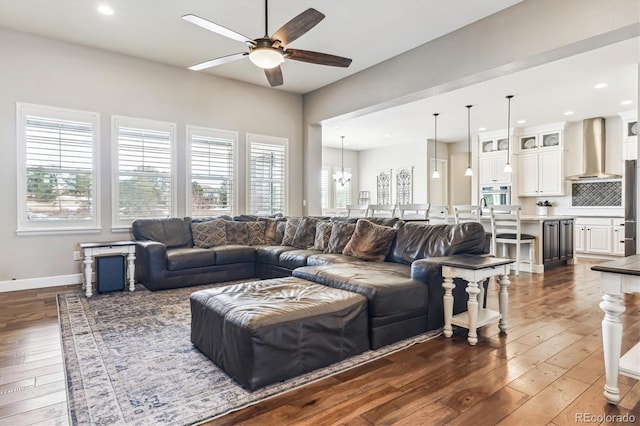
[{"left": 572, "top": 181, "right": 622, "bottom": 207}]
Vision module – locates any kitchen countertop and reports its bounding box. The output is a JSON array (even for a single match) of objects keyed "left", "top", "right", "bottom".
[{"left": 479, "top": 215, "right": 576, "bottom": 221}]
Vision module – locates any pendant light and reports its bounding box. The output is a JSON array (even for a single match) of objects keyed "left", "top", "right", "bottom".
[
  {"left": 432, "top": 113, "right": 440, "bottom": 179},
  {"left": 503, "top": 95, "right": 514, "bottom": 174},
  {"left": 465, "top": 105, "right": 473, "bottom": 177},
  {"left": 332, "top": 136, "right": 352, "bottom": 186}
]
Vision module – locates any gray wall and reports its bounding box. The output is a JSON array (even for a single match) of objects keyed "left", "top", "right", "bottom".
[
  {"left": 0, "top": 28, "right": 302, "bottom": 283},
  {"left": 302, "top": 0, "right": 640, "bottom": 215}
]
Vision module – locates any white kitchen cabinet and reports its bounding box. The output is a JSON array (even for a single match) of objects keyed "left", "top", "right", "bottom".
[
  {"left": 479, "top": 153, "right": 511, "bottom": 184},
  {"left": 575, "top": 224, "right": 586, "bottom": 252},
  {"left": 619, "top": 110, "right": 637, "bottom": 161},
  {"left": 575, "top": 217, "right": 624, "bottom": 257},
  {"left": 517, "top": 149, "right": 563, "bottom": 196},
  {"left": 516, "top": 126, "right": 565, "bottom": 197},
  {"left": 613, "top": 223, "right": 626, "bottom": 256}
]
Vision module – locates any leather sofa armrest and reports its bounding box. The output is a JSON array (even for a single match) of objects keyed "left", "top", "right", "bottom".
[
  {"left": 135, "top": 241, "right": 168, "bottom": 290},
  {"left": 410, "top": 257, "right": 449, "bottom": 284}
]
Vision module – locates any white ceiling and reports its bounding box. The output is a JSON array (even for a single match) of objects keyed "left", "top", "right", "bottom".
[
  {"left": 0, "top": 0, "right": 521, "bottom": 94},
  {"left": 0, "top": 0, "right": 637, "bottom": 151},
  {"left": 323, "top": 37, "right": 640, "bottom": 150}
]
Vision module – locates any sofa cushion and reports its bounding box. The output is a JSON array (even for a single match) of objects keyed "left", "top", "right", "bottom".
[
  {"left": 132, "top": 217, "right": 192, "bottom": 248},
  {"left": 293, "top": 263, "right": 423, "bottom": 317},
  {"left": 292, "top": 217, "right": 318, "bottom": 249},
  {"left": 343, "top": 219, "right": 397, "bottom": 261},
  {"left": 260, "top": 218, "right": 286, "bottom": 245},
  {"left": 281, "top": 217, "right": 301, "bottom": 246},
  {"left": 211, "top": 245, "right": 256, "bottom": 265},
  {"left": 275, "top": 220, "right": 287, "bottom": 245},
  {"left": 246, "top": 221, "right": 266, "bottom": 245},
  {"left": 224, "top": 220, "right": 249, "bottom": 245},
  {"left": 279, "top": 249, "right": 323, "bottom": 269},
  {"left": 191, "top": 219, "right": 227, "bottom": 248},
  {"left": 255, "top": 245, "right": 297, "bottom": 266},
  {"left": 307, "top": 253, "right": 364, "bottom": 266},
  {"left": 389, "top": 222, "right": 487, "bottom": 265},
  {"left": 313, "top": 221, "right": 332, "bottom": 251},
  {"left": 326, "top": 222, "right": 356, "bottom": 254},
  {"left": 166, "top": 247, "right": 216, "bottom": 271}
]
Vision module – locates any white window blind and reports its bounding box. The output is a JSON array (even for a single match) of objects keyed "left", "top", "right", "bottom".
[
  {"left": 248, "top": 135, "right": 287, "bottom": 215},
  {"left": 321, "top": 167, "right": 329, "bottom": 209},
  {"left": 17, "top": 103, "right": 99, "bottom": 233},
  {"left": 188, "top": 126, "right": 236, "bottom": 217},
  {"left": 334, "top": 167, "right": 352, "bottom": 208},
  {"left": 113, "top": 117, "right": 175, "bottom": 226}
]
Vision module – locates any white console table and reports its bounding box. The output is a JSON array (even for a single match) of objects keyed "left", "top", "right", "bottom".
[
  {"left": 78, "top": 241, "right": 136, "bottom": 297},
  {"left": 441, "top": 255, "right": 513, "bottom": 345},
  {"left": 592, "top": 254, "right": 640, "bottom": 405}
]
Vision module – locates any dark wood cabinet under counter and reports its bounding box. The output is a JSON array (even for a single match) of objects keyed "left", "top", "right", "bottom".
[{"left": 543, "top": 219, "right": 574, "bottom": 269}]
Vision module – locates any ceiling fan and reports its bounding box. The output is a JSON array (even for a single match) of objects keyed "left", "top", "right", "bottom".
[{"left": 182, "top": 0, "right": 352, "bottom": 87}]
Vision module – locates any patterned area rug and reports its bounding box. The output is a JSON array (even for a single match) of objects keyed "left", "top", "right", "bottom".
[{"left": 58, "top": 282, "right": 442, "bottom": 425}]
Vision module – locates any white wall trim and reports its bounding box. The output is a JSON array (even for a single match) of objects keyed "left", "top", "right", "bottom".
[{"left": 0, "top": 274, "right": 81, "bottom": 293}]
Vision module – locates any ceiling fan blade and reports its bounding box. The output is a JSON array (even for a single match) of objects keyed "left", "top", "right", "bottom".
[
  {"left": 189, "top": 53, "right": 248, "bottom": 71},
  {"left": 182, "top": 14, "right": 254, "bottom": 44},
  {"left": 285, "top": 49, "right": 352, "bottom": 67},
  {"left": 271, "top": 8, "right": 325, "bottom": 46},
  {"left": 264, "top": 66, "right": 284, "bottom": 87}
]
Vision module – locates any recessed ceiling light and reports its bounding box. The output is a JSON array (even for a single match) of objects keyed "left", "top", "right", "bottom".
[
  {"left": 593, "top": 82, "right": 608, "bottom": 89},
  {"left": 478, "top": 127, "right": 486, "bottom": 131},
  {"left": 384, "top": 134, "right": 391, "bottom": 138},
  {"left": 563, "top": 111, "right": 574, "bottom": 116},
  {"left": 621, "top": 100, "right": 633, "bottom": 106},
  {"left": 517, "top": 119, "right": 527, "bottom": 124},
  {"left": 97, "top": 5, "right": 114, "bottom": 15}
]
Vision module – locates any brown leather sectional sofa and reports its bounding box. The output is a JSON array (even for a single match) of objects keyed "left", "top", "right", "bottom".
[{"left": 132, "top": 216, "right": 489, "bottom": 348}]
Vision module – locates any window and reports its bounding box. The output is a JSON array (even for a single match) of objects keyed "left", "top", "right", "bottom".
[
  {"left": 112, "top": 116, "right": 176, "bottom": 228},
  {"left": 247, "top": 134, "right": 287, "bottom": 215},
  {"left": 321, "top": 167, "right": 329, "bottom": 210},
  {"left": 16, "top": 103, "right": 100, "bottom": 234},
  {"left": 187, "top": 126, "right": 237, "bottom": 217},
  {"left": 334, "top": 167, "right": 352, "bottom": 208}
]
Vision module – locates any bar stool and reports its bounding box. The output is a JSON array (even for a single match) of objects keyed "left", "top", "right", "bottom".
[
  {"left": 368, "top": 204, "right": 397, "bottom": 218},
  {"left": 489, "top": 205, "right": 535, "bottom": 275},
  {"left": 453, "top": 205, "right": 481, "bottom": 223},
  {"left": 428, "top": 205, "right": 449, "bottom": 224},
  {"left": 397, "top": 203, "right": 429, "bottom": 220}
]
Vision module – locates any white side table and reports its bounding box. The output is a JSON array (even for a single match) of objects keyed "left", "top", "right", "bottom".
[
  {"left": 441, "top": 255, "right": 513, "bottom": 345},
  {"left": 78, "top": 241, "right": 136, "bottom": 297},
  {"left": 592, "top": 255, "right": 640, "bottom": 405}
]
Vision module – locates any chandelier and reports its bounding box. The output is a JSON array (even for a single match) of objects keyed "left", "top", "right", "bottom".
[{"left": 333, "top": 136, "right": 352, "bottom": 186}]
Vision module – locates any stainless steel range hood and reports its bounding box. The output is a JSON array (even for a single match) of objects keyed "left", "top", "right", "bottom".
[{"left": 566, "top": 117, "right": 622, "bottom": 180}]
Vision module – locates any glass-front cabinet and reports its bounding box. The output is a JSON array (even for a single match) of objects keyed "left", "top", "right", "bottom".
[
  {"left": 516, "top": 123, "right": 565, "bottom": 197},
  {"left": 478, "top": 130, "right": 512, "bottom": 185}
]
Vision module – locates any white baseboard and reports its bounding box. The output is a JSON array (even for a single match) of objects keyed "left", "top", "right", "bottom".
[{"left": 0, "top": 274, "right": 82, "bottom": 292}]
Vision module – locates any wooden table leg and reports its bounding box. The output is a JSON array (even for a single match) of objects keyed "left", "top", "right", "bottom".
[
  {"left": 600, "top": 292, "right": 625, "bottom": 405},
  {"left": 83, "top": 254, "right": 93, "bottom": 298},
  {"left": 443, "top": 276, "right": 455, "bottom": 338},
  {"left": 465, "top": 280, "right": 480, "bottom": 345},
  {"left": 498, "top": 273, "right": 510, "bottom": 333},
  {"left": 127, "top": 251, "right": 136, "bottom": 292}
]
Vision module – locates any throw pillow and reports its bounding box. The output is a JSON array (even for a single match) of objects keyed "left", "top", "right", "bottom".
[
  {"left": 246, "top": 221, "right": 266, "bottom": 245},
  {"left": 313, "top": 221, "right": 332, "bottom": 251},
  {"left": 326, "top": 221, "right": 356, "bottom": 254},
  {"left": 343, "top": 219, "right": 397, "bottom": 261},
  {"left": 281, "top": 217, "right": 301, "bottom": 246},
  {"left": 292, "top": 217, "right": 318, "bottom": 249},
  {"left": 191, "top": 219, "right": 227, "bottom": 248},
  {"left": 259, "top": 217, "right": 286, "bottom": 245},
  {"left": 224, "top": 220, "right": 249, "bottom": 245}
]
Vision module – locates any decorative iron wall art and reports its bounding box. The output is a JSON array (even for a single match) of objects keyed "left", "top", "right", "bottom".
[
  {"left": 376, "top": 169, "right": 392, "bottom": 204},
  {"left": 396, "top": 166, "right": 413, "bottom": 205}
]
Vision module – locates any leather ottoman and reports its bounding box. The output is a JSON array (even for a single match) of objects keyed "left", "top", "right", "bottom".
[{"left": 190, "top": 276, "right": 369, "bottom": 391}]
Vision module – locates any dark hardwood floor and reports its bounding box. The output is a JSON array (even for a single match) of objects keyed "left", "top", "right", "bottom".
[{"left": 1, "top": 260, "right": 638, "bottom": 425}]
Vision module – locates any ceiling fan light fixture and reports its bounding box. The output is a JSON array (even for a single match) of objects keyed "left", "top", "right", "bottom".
[{"left": 249, "top": 47, "right": 284, "bottom": 69}]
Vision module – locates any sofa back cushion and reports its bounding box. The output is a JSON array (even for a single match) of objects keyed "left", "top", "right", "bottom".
[
  {"left": 343, "top": 219, "right": 397, "bottom": 261},
  {"left": 388, "top": 222, "right": 486, "bottom": 265},
  {"left": 191, "top": 219, "right": 228, "bottom": 248},
  {"left": 132, "top": 217, "right": 192, "bottom": 248}
]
